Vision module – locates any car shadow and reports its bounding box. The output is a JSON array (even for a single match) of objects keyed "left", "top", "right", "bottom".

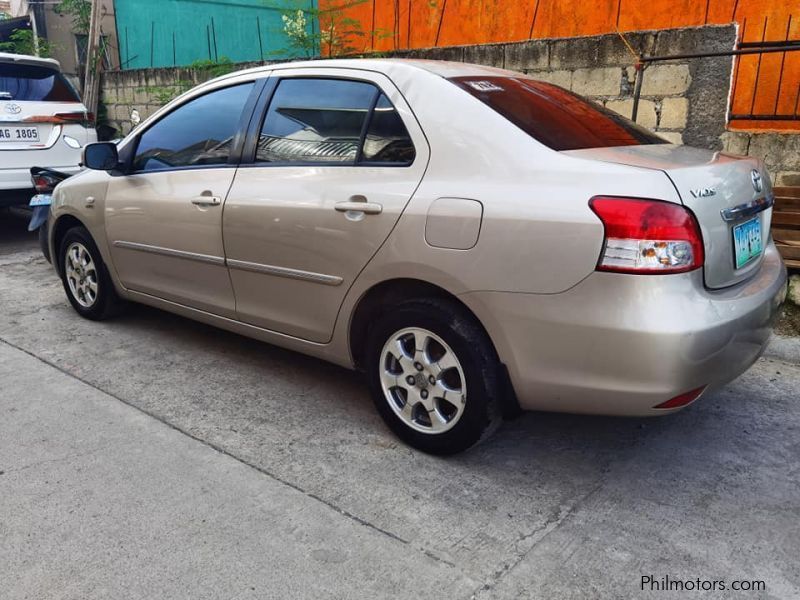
[
  {"left": 113, "top": 300, "right": 669, "bottom": 463},
  {"left": 0, "top": 208, "right": 37, "bottom": 254}
]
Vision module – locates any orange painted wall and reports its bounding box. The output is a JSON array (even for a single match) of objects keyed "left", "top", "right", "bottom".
[{"left": 319, "top": 0, "right": 800, "bottom": 131}]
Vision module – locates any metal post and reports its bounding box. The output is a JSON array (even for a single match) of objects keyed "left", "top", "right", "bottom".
[
  {"left": 211, "top": 17, "right": 218, "bottom": 62},
  {"left": 256, "top": 16, "right": 263, "bottom": 61},
  {"left": 435, "top": 0, "right": 447, "bottom": 47},
  {"left": 82, "top": 0, "right": 102, "bottom": 119},
  {"left": 631, "top": 63, "right": 644, "bottom": 122},
  {"left": 29, "top": 9, "right": 39, "bottom": 56}
]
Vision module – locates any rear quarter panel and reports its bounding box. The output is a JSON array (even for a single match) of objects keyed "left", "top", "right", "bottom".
[
  {"left": 332, "top": 68, "right": 680, "bottom": 362},
  {"left": 340, "top": 69, "right": 680, "bottom": 296}
]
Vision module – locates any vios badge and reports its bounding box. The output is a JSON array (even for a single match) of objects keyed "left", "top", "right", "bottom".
[
  {"left": 751, "top": 169, "right": 763, "bottom": 193},
  {"left": 4, "top": 103, "right": 22, "bottom": 114}
]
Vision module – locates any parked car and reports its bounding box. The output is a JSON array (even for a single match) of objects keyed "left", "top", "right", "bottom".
[
  {"left": 47, "top": 59, "right": 787, "bottom": 454},
  {"left": 0, "top": 52, "right": 96, "bottom": 207}
]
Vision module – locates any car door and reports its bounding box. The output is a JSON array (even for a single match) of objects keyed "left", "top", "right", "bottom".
[
  {"left": 223, "top": 69, "right": 429, "bottom": 343},
  {"left": 104, "top": 80, "right": 260, "bottom": 318}
]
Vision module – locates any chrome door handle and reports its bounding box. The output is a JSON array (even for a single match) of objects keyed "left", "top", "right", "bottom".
[
  {"left": 334, "top": 200, "right": 382, "bottom": 215},
  {"left": 191, "top": 195, "right": 221, "bottom": 207}
]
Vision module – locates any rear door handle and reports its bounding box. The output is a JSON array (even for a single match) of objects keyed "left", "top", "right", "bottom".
[
  {"left": 191, "top": 195, "right": 221, "bottom": 207},
  {"left": 334, "top": 200, "right": 382, "bottom": 215}
]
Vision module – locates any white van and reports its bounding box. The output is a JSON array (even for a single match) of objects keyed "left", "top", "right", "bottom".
[{"left": 0, "top": 52, "right": 96, "bottom": 206}]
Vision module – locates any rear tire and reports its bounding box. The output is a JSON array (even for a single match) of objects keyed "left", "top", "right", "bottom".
[
  {"left": 59, "top": 226, "right": 124, "bottom": 320},
  {"left": 366, "top": 297, "right": 501, "bottom": 455}
]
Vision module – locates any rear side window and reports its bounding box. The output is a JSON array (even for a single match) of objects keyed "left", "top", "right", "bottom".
[
  {"left": 362, "top": 93, "right": 416, "bottom": 164},
  {"left": 0, "top": 63, "right": 80, "bottom": 102},
  {"left": 257, "top": 78, "right": 415, "bottom": 166},
  {"left": 132, "top": 82, "right": 254, "bottom": 172},
  {"left": 450, "top": 76, "right": 666, "bottom": 151}
]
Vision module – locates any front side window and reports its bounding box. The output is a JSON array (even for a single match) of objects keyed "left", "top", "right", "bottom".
[
  {"left": 0, "top": 63, "right": 80, "bottom": 102},
  {"left": 132, "top": 82, "right": 254, "bottom": 172},
  {"left": 450, "top": 76, "right": 666, "bottom": 151},
  {"left": 256, "top": 78, "right": 415, "bottom": 166}
]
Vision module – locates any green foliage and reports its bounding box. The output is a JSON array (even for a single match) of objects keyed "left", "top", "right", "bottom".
[
  {"left": 0, "top": 29, "right": 53, "bottom": 57},
  {"left": 188, "top": 57, "right": 235, "bottom": 78},
  {"left": 55, "top": 0, "right": 92, "bottom": 34},
  {"left": 275, "top": 0, "right": 392, "bottom": 58},
  {"left": 138, "top": 80, "right": 193, "bottom": 105},
  {"left": 137, "top": 58, "right": 234, "bottom": 107}
]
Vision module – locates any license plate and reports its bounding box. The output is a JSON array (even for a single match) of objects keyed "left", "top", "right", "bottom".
[
  {"left": 29, "top": 194, "right": 52, "bottom": 207},
  {"left": 0, "top": 126, "right": 39, "bottom": 143},
  {"left": 733, "top": 217, "right": 762, "bottom": 269}
]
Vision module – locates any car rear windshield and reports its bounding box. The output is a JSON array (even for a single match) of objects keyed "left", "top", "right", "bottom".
[
  {"left": 450, "top": 76, "right": 666, "bottom": 151},
  {"left": 0, "top": 63, "right": 80, "bottom": 102}
]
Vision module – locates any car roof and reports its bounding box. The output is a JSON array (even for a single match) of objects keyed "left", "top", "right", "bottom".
[
  {"left": 0, "top": 52, "right": 62, "bottom": 70},
  {"left": 212, "top": 57, "right": 516, "bottom": 85}
]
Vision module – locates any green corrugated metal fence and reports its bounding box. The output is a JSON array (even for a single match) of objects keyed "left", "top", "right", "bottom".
[{"left": 115, "top": 0, "right": 317, "bottom": 69}]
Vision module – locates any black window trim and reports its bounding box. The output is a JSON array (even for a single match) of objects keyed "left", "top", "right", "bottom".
[
  {"left": 239, "top": 74, "right": 416, "bottom": 169},
  {"left": 124, "top": 78, "right": 266, "bottom": 176}
]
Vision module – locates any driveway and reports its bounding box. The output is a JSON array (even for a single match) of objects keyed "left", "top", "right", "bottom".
[{"left": 1, "top": 210, "right": 799, "bottom": 599}]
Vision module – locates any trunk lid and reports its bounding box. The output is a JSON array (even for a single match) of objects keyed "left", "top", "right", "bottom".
[{"left": 564, "top": 144, "right": 773, "bottom": 289}]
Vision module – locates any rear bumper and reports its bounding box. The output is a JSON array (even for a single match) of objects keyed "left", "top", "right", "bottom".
[
  {"left": 462, "top": 241, "right": 788, "bottom": 416},
  {"left": 0, "top": 165, "right": 82, "bottom": 207},
  {"left": 0, "top": 165, "right": 82, "bottom": 191}
]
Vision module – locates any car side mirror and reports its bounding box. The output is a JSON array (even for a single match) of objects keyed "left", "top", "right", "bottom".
[{"left": 83, "top": 142, "right": 119, "bottom": 171}]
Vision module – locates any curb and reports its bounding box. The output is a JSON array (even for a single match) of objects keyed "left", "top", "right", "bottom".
[{"left": 764, "top": 334, "right": 800, "bottom": 365}]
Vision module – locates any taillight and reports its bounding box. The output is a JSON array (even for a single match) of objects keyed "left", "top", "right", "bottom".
[
  {"left": 589, "top": 196, "right": 704, "bottom": 274},
  {"left": 31, "top": 172, "right": 61, "bottom": 193}
]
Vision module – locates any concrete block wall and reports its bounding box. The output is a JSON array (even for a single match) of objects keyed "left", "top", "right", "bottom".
[
  {"left": 722, "top": 132, "right": 800, "bottom": 188},
  {"left": 100, "top": 25, "right": 731, "bottom": 144},
  {"left": 393, "top": 25, "right": 736, "bottom": 149},
  {"left": 99, "top": 24, "right": 798, "bottom": 184},
  {"left": 100, "top": 61, "right": 266, "bottom": 136}
]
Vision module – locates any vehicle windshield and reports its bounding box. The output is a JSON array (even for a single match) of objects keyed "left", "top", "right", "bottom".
[
  {"left": 450, "top": 76, "right": 666, "bottom": 151},
  {"left": 0, "top": 63, "right": 81, "bottom": 102}
]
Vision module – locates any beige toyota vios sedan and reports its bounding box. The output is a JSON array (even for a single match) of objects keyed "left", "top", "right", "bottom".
[{"left": 48, "top": 59, "right": 788, "bottom": 454}]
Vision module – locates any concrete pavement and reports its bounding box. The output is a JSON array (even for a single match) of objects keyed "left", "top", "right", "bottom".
[
  {"left": 0, "top": 340, "right": 477, "bottom": 599},
  {"left": 2, "top": 210, "right": 799, "bottom": 599}
]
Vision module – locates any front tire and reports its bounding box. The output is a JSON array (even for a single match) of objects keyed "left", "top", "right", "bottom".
[
  {"left": 366, "top": 298, "right": 501, "bottom": 455},
  {"left": 38, "top": 223, "right": 51, "bottom": 263},
  {"left": 59, "top": 226, "right": 124, "bottom": 320}
]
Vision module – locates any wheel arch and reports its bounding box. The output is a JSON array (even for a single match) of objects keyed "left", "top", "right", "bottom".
[
  {"left": 348, "top": 277, "right": 520, "bottom": 417},
  {"left": 51, "top": 214, "right": 88, "bottom": 276}
]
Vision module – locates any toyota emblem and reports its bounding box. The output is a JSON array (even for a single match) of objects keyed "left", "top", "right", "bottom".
[
  {"left": 3, "top": 103, "right": 22, "bottom": 115},
  {"left": 751, "top": 169, "right": 763, "bottom": 193}
]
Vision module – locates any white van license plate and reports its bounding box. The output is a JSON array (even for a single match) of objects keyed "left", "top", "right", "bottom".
[
  {"left": 733, "top": 217, "right": 762, "bottom": 269},
  {"left": 0, "top": 126, "right": 40, "bottom": 143}
]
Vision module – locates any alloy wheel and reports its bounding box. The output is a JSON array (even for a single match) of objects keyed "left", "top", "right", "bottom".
[
  {"left": 379, "top": 327, "right": 467, "bottom": 434},
  {"left": 65, "top": 242, "right": 99, "bottom": 308}
]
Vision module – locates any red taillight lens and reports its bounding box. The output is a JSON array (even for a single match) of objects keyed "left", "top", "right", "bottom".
[
  {"left": 589, "top": 197, "right": 704, "bottom": 274},
  {"left": 653, "top": 386, "right": 707, "bottom": 409},
  {"left": 31, "top": 173, "right": 60, "bottom": 193}
]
